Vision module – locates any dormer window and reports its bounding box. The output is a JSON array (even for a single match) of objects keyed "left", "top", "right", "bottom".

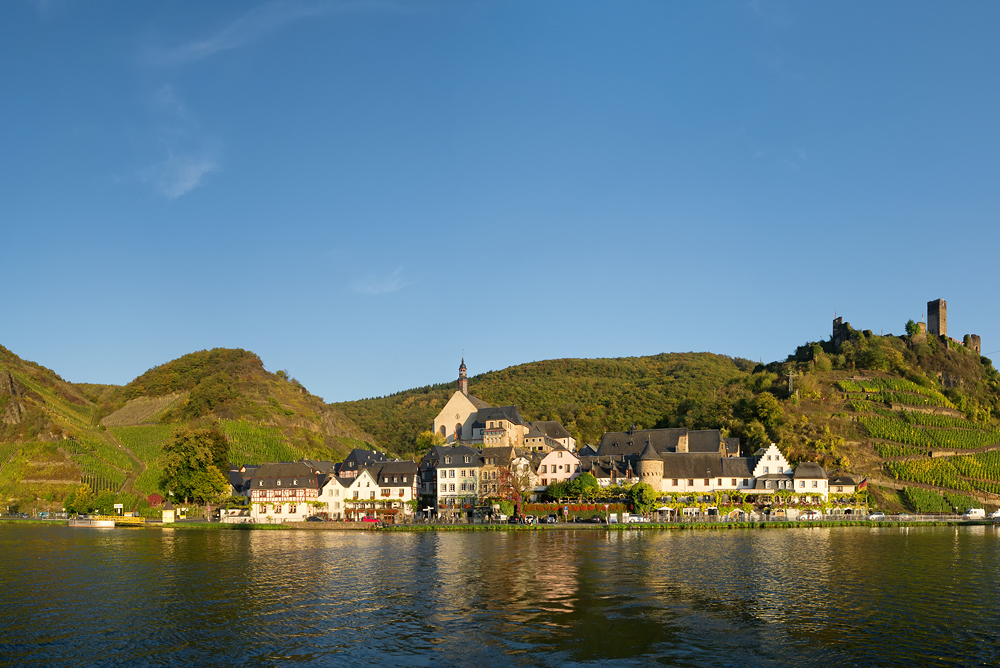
[
  {"left": 464, "top": 456, "right": 470, "bottom": 464},
  {"left": 445, "top": 456, "right": 452, "bottom": 464},
  {"left": 293, "top": 479, "right": 298, "bottom": 486},
  {"left": 277, "top": 480, "right": 282, "bottom": 486},
  {"left": 258, "top": 480, "right": 263, "bottom": 487}
]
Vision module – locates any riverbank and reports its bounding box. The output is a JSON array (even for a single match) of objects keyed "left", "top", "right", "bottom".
[{"left": 138, "top": 519, "right": 1000, "bottom": 532}]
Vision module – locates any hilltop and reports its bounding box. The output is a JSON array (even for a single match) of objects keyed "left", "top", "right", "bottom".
[{"left": 0, "top": 346, "right": 375, "bottom": 515}]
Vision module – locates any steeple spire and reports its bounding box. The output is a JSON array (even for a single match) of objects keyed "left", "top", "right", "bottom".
[{"left": 458, "top": 357, "right": 468, "bottom": 396}]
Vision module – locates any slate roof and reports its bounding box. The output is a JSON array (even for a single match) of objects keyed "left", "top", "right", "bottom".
[
  {"left": 301, "top": 459, "right": 337, "bottom": 474},
  {"left": 661, "top": 453, "right": 730, "bottom": 478},
  {"left": 419, "top": 445, "right": 483, "bottom": 469},
  {"left": 577, "top": 444, "right": 599, "bottom": 457},
  {"left": 639, "top": 441, "right": 661, "bottom": 462},
  {"left": 476, "top": 406, "right": 527, "bottom": 427},
  {"left": 829, "top": 475, "right": 859, "bottom": 486},
  {"left": 724, "top": 438, "right": 741, "bottom": 456},
  {"left": 598, "top": 428, "right": 688, "bottom": 457},
  {"left": 340, "top": 448, "right": 389, "bottom": 473},
  {"left": 480, "top": 446, "right": 516, "bottom": 466},
  {"left": 467, "top": 395, "right": 491, "bottom": 410},
  {"left": 369, "top": 461, "right": 419, "bottom": 487},
  {"left": 688, "top": 430, "right": 725, "bottom": 454},
  {"left": 793, "top": 462, "right": 828, "bottom": 480},
  {"left": 529, "top": 421, "right": 572, "bottom": 440},
  {"left": 249, "top": 462, "right": 321, "bottom": 490}
]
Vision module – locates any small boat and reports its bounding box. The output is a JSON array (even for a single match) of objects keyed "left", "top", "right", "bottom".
[{"left": 68, "top": 516, "right": 115, "bottom": 528}]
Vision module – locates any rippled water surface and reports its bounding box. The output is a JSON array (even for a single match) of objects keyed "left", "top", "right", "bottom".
[{"left": 1, "top": 524, "right": 999, "bottom": 666}]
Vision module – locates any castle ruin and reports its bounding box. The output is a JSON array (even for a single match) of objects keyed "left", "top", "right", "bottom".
[{"left": 832, "top": 298, "right": 981, "bottom": 355}]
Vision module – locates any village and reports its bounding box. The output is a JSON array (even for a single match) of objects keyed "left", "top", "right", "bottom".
[{"left": 217, "top": 360, "right": 868, "bottom": 526}]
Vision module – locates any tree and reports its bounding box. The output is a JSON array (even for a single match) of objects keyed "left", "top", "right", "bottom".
[
  {"left": 546, "top": 480, "right": 569, "bottom": 501},
  {"left": 906, "top": 320, "right": 920, "bottom": 337},
  {"left": 575, "top": 472, "right": 600, "bottom": 498},
  {"left": 629, "top": 482, "right": 658, "bottom": 515},
  {"left": 415, "top": 430, "right": 446, "bottom": 450},
  {"left": 64, "top": 484, "right": 94, "bottom": 515},
  {"left": 160, "top": 427, "right": 230, "bottom": 504}
]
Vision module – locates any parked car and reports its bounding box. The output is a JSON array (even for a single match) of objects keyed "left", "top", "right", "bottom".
[
  {"left": 546, "top": 514, "right": 559, "bottom": 524},
  {"left": 988, "top": 509, "right": 1000, "bottom": 520},
  {"left": 868, "top": 512, "right": 886, "bottom": 521},
  {"left": 589, "top": 516, "right": 605, "bottom": 524},
  {"left": 305, "top": 516, "right": 326, "bottom": 522},
  {"left": 798, "top": 510, "right": 820, "bottom": 521},
  {"left": 963, "top": 508, "right": 986, "bottom": 520},
  {"left": 897, "top": 513, "right": 911, "bottom": 520},
  {"left": 523, "top": 515, "right": 536, "bottom": 525}
]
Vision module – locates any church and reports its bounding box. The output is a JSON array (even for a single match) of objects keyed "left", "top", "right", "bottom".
[{"left": 431, "top": 359, "right": 575, "bottom": 451}]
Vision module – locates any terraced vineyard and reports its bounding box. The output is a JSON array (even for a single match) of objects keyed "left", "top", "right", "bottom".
[
  {"left": 842, "top": 376, "right": 1000, "bottom": 503},
  {"left": 220, "top": 420, "right": 301, "bottom": 465},
  {"left": 903, "top": 487, "right": 978, "bottom": 514},
  {"left": 112, "top": 425, "right": 176, "bottom": 497}
]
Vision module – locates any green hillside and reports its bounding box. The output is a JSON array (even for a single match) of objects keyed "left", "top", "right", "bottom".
[
  {"left": 334, "top": 353, "right": 757, "bottom": 456},
  {"left": 0, "top": 346, "right": 376, "bottom": 514}
]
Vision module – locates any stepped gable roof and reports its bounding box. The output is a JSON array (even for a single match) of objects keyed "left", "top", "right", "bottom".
[
  {"left": 688, "top": 430, "right": 725, "bottom": 453},
  {"left": 477, "top": 405, "right": 527, "bottom": 426},
  {"left": 530, "top": 421, "right": 572, "bottom": 440},
  {"left": 793, "top": 462, "right": 828, "bottom": 479},
  {"left": 660, "top": 453, "right": 728, "bottom": 479},
  {"left": 598, "top": 428, "right": 687, "bottom": 457},
  {"left": 250, "top": 462, "right": 320, "bottom": 490}
]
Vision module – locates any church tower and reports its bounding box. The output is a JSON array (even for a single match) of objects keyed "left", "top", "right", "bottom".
[{"left": 458, "top": 358, "right": 468, "bottom": 397}]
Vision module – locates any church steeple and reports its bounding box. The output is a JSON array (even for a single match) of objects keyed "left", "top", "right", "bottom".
[{"left": 458, "top": 357, "right": 468, "bottom": 396}]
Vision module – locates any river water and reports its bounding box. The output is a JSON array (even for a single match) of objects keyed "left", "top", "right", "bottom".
[{"left": 1, "top": 524, "right": 998, "bottom": 667}]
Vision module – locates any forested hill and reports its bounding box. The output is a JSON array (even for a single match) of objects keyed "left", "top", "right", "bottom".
[
  {"left": 0, "top": 346, "right": 375, "bottom": 515},
  {"left": 332, "top": 353, "right": 755, "bottom": 455}
]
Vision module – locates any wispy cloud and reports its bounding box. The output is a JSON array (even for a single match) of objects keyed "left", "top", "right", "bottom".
[
  {"left": 140, "top": 150, "right": 219, "bottom": 199},
  {"left": 351, "top": 267, "right": 411, "bottom": 295},
  {"left": 146, "top": 1, "right": 333, "bottom": 67}
]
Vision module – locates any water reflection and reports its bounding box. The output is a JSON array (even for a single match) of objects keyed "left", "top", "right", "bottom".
[{"left": 1, "top": 525, "right": 999, "bottom": 666}]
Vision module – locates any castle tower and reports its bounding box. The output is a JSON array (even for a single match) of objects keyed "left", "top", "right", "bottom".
[
  {"left": 928, "top": 299, "right": 947, "bottom": 337},
  {"left": 458, "top": 357, "right": 468, "bottom": 397},
  {"left": 637, "top": 440, "right": 664, "bottom": 493}
]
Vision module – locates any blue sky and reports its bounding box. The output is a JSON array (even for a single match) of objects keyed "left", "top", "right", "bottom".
[{"left": 2, "top": 1, "right": 998, "bottom": 402}]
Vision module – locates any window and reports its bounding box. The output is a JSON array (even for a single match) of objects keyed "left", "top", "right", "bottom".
[
  {"left": 765, "top": 481, "right": 771, "bottom": 489},
  {"left": 381, "top": 489, "right": 390, "bottom": 497},
  {"left": 275, "top": 505, "right": 282, "bottom": 514},
  {"left": 393, "top": 476, "right": 398, "bottom": 483},
  {"left": 399, "top": 489, "right": 405, "bottom": 497},
  {"left": 687, "top": 479, "right": 694, "bottom": 486},
  {"left": 837, "top": 486, "right": 843, "bottom": 493},
  {"left": 541, "top": 465, "right": 547, "bottom": 474},
  {"left": 767, "top": 455, "right": 772, "bottom": 461},
  {"left": 403, "top": 477, "right": 407, "bottom": 483},
  {"left": 703, "top": 479, "right": 709, "bottom": 486},
  {"left": 293, "top": 479, "right": 298, "bottom": 486},
  {"left": 718, "top": 479, "right": 723, "bottom": 486},
  {"left": 259, "top": 480, "right": 263, "bottom": 487},
  {"left": 449, "top": 483, "right": 455, "bottom": 492},
  {"left": 259, "top": 504, "right": 267, "bottom": 513},
  {"left": 763, "top": 467, "right": 769, "bottom": 474},
  {"left": 558, "top": 452, "right": 563, "bottom": 458},
  {"left": 445, "top": 456, "right": 452, "bottom": 464},
  {"left": 449, "top": 470, "right": 455, "bottom": 478},
  {"left": 370, "top": 491, "right": 376, "bottom": 499},
  {"left": 461, "top": 483, "right": 467, "bottom": 492},
  {"left": 439, "top": 470, "right": 446, "bottom": 479},
  {"left": 277, "top": 480, "right": 281, "bottom": 486},
  {"left": 799, "top": 481, "right": 805, "bottom": 488},
  {"left": 812, "top": 481, "right": 818, "bottom": 488},
  {"left": 353, "top": 491, "right": 359, "bottom": 499},
  {"left": 460, "top": 470, "right": 466, "bottom": 478},
  {"left": 464, "top": 456, "right": 470, "bottom": 464},
  {"left": 541, "top": 478, "right": 548, "bottom": 486},
  {"left": 731, "top": 479, "right": 736, "bottom": 486},
  {"left": 742, "top": 479, "right": 749, "bottom": 486},
  {"left": 778, "top": 467, "right": 783, "bottom": 474},
  {"left": 289, "top": 504, "right": 297, "bottom": 514},
  {"left": 383, "top": 477, "right": 389, "bottom": 483},
  {"left": 672, "top": 479, "right": 678, "bottom": 487}
]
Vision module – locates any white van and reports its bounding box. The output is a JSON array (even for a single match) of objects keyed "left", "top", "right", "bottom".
[{"left": 963, "top": 508, "right": 986, "bottom": 520}]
